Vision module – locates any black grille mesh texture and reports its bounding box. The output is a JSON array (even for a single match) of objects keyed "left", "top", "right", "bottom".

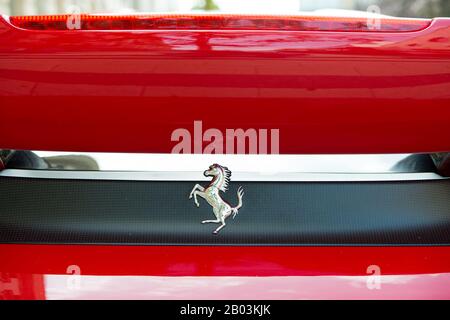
[{"left": 0, "top": 177, "right": 449, "bottom": 245}]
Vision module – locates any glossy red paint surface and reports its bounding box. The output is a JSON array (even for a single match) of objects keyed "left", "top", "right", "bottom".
[
  {"left": 1, "top": 14, "right": 450, "bottom": 300},
  {"left": 2, "top": 245, "right": 450, "bottom": 276},
  {"left": 1, "top": 16, "right": 450, "bottom": 154},
  {"left": 1, "top": 245, "right": 449, "bottom": 299}
]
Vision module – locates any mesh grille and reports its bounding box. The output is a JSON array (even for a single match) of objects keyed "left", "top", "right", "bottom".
[{"left": 0, "top": 177, "right": 449, "bottom": 245}]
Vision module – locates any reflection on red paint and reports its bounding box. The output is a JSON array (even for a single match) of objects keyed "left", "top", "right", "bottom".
[
  {"left": 1, "top": 245, "right": 450, "bottom": 300},
  {"left": 8, "top": 14, "right": 431, "bottom": 32},
  {"left": 1, "top": 273, "right": 449, "bottom": 300},
  {"left": 0, "top": 273, "right": 45, "bottom": 300},
  {"left": 42, "top": 274, "right": 450, "bottom": 300}
]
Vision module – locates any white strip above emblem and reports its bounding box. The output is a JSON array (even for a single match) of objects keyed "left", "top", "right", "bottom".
[
  {"left": 0, "top": 169, "right": 445, "bottom": 182},
  {"left": 0, "top": 151, "right": 446, "bottom": 181}
]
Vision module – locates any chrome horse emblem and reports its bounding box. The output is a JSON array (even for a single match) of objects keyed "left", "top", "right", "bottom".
[{"left": 189, "top": 164, "right": 244, "bottom": 234}]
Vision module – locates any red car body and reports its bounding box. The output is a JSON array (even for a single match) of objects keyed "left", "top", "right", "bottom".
[{"left": 0, "top": 14, "right": 449, "bottom": 300}]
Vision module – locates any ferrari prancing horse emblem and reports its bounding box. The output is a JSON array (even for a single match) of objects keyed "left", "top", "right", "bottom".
[{"left": 189, "top": 164, "right": 244, "bottom": 235}]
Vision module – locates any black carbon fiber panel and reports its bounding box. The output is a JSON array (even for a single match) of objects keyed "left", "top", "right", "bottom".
[{"left": 0, "top": 177, "right": 449, "bottom": 245}]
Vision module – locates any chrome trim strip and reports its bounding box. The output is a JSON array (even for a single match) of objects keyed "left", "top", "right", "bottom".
[
  {"left": 2, "top": 151, "right": 441, "bottom": 174},
  {"left": 0, "top": 169, "right": 445, "bottom": 182}
]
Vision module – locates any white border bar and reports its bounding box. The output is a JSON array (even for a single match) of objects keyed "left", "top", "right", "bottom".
[
  {"left": 33, "top": 152, "right": 430, "bottom": 173},
  {"left": 0, "top": 169, "right": 445, "bottom": 182}
]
